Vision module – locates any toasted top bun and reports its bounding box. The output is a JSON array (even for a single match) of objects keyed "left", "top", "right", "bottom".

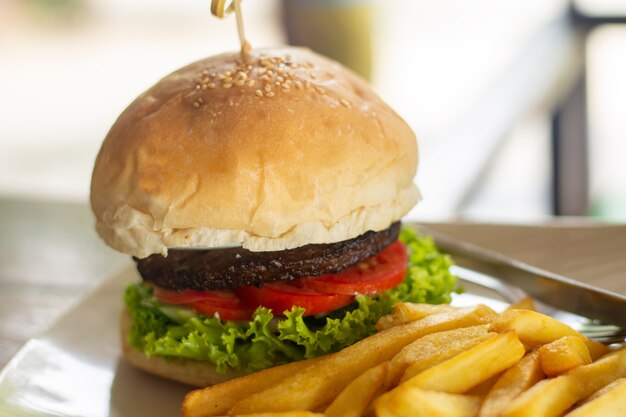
[{"left": 91, "top": 47, "right": 419, "bottom": 258}]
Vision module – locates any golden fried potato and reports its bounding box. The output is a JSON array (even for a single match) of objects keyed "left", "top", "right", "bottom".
[
  {"left": 376, "top": 303, "right": 457, "bottom": 331},
  {"left": 224, "top": 413, "right": 325, "bottom": 417},
  {"left": 564, "top": 378, "right": 626, "bottom": 417},
  {"left": 466, "top": 373, "right": 502, "bottom": 396},
  {"left": 403, "top": 331, "right": 525, "bottom": 394},
  {"left": 479, "top": 350, "right": 544, "bottom": 417},
  {"left": 501, "top": 347, "right": 626, "bottom": 417},
  {"left": 229, "top": 305, "right": 497, "bottom": 414},
  {"left": 489, "top": 310, "right": 608, "bottom": 360},
  {"left": 506, "top": 297, "right": 536, "bottom": 311},
  {"left": 500, "top": 376, "right": 578, "bottom": 417},
  {"left": 388, "top": 325, "right": 493, "bottom": 387},
  {"left": 182, "top": 357, "right": 324, "bottom": 417},
  {"left": 538, "top": 336, "right": 591, "bottom": 377},
  {"left": 375, "top": 386, "right": 480, "bottom": 417},
  {"left": 324, "top": 362, "right": 388, "bottom": 417}
]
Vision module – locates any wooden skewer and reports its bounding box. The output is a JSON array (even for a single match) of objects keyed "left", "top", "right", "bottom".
[{"left": 210, "top": 0, "right": 250, "bottom": 55}]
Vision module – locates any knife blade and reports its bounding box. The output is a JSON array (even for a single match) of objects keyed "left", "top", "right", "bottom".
[{"left": 419, "top": 226, "right": 626, "bottom": 328}]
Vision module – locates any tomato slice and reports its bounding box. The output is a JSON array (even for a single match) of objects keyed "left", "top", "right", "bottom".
[
  {"left": 235, "top": 283, "right": 354, "bottom": 316},
  {"left": 190, "top": 299, "right": 254, "bottom": 321},
  {"left": 152, "top": 284, "right": 254, "bottom": 320},
  {"left": 299, "top": 241, "right": 408, "bottom": 295},
  {"left": 153, "top": 285, "right": 241, "bottom": 308}
]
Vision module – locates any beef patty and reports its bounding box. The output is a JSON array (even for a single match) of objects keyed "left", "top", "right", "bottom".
[{"left": 135, "top": 222, "right": 400, "bottom": 291}]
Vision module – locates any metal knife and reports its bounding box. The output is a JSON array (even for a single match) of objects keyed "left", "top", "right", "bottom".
[{"left": 419, "top": 226, "right": 626, "bottom": 329}]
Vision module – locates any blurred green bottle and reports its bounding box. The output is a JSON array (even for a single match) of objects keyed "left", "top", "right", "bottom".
[{"left": 281, "top": 0, "right": 373, "bottom": 80}]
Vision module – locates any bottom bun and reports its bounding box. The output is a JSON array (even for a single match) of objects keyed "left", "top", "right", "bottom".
[{"left": 120, "top": 310, "right": 247, "bottom": 387}]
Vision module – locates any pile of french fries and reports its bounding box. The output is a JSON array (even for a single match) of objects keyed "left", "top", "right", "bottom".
[{"left": 182, "top": 299, "right": 626, "bottom": 417}]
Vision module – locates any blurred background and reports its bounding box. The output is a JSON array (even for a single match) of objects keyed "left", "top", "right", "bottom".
[{"left": 1, "top": 0, "right": 626, "bottom": 222}]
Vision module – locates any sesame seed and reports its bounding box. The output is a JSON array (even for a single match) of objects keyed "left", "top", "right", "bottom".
[
  {"left": 192, "top": 53, "right": 322, "bottom": 98},
  {"left": 193, "top": 101, "right": 200, "bottom": 108},
  {"left": 340, "top": 98, "right": 351, "bottom": 108}
]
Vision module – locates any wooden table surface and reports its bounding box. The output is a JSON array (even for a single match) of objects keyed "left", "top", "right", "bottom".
[{"left": 1, "top": 198, "right": 625, "bottom": 368}]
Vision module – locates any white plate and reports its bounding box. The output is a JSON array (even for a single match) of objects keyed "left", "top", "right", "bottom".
[
  {"left": 0, "top": 266, "right": 508, "bottom": 417},
  {"left": 0, "top": 266, "right": 189, "bottom": 417}
]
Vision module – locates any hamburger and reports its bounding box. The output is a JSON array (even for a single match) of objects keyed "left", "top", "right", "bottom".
[{"left": 90, "top": 47, "right": 456, "bottom": 386}]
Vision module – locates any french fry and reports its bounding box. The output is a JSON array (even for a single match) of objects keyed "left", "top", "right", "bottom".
[
  {"left": 500, "top": 347, "right": 626, "bottom": 417},
  {"left": 579, "top": 377, "right": 626, "bottom": 405},
  {"left": 489, "top": 310, "right": 609, "bottom": 360},
  {"left": 403, "top": 331, "right": 525, "bottom": 394},
  {"left": 376, "top": 303, "right": 456, "bottom": 331},
  {"left": 388, "top": 325, "right": 493, "bottom": 387},
  {"left": 324, "top": 362, "right": 388, "bottom": 417},
  {"left": 538, "top": 336, "right": 591, "bottom": 377},
  {"left": 500, "top": 376, "right": 578, "bottom": 417},
  {"left": 567, "top": 347, "right": 626, "bottom": 400},
  {"left": 222, "top": 413, "right": 325, "bottom": 417},
  {"left": 466, "top": 373, "right": 502, "bottom": 396},
  {"left": 564, "top": 378, "right": 626, "bottom": 417},
  {"left": 182, "top": 356, "right": 324, "bottom": 417},
  {"left": 479, "top": 350, "right": 544, "bottom": 417},
  {"left": 229, "top": 305, "right": 497, "bottom": 414},
  {"left": 375, "top": 386, "right": 481, "bottom": 417},
  {"left": 506, "top": 297, "right": 536, "bottom": 311}
]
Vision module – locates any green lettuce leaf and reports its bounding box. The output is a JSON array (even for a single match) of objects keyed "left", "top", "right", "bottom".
[{"left": 124, "top": 227, "right": 458, "bottom": 373}]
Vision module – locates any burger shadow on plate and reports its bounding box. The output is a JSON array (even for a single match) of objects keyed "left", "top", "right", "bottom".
[{"left": 110, "top": 358, "right": 191, "bottom": 417}]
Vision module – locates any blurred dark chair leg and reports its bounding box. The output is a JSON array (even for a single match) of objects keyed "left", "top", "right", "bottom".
[
  {"left": 551, "top": 2, "right": 626, "bottom": 216},
  {"left": 551, "top": 67, "right": 589, "bottom": 216}
]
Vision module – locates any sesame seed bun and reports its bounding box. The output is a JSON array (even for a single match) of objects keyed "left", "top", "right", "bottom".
[{"left": 90, "top": 47, "right": 419, "bottom": 258}]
